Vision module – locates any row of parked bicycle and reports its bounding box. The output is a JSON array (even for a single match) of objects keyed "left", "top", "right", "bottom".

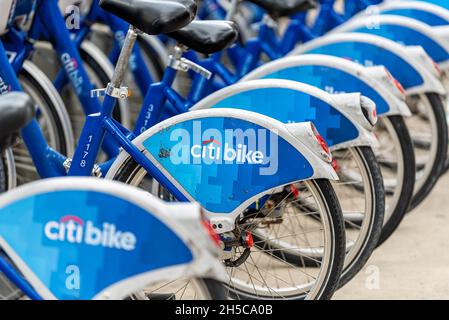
[{"left": 0, "top": 0, "right": 448, "bottom": 300}]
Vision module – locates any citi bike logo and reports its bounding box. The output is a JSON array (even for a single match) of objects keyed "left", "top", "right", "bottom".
[
  {"left": 61, "top": 53, "right": 83, "bottom": 94},
  {"left": 192, "top": 139, "right": 265, "bottom": 164},
  {"left": 167, "top": 121, "right": 279, "bottom": 175},
  {"left": 44, "top": 215, "right": 137, "bottom": 251}
]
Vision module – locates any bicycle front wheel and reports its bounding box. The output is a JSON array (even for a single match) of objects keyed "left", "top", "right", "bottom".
[{"left": 405, "top": 93, "right": 448, "bottom": 210}]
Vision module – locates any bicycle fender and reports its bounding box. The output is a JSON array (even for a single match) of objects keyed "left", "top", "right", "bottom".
[
  {"left": 412, "top": 0, "right": 449, "bottom": 11},
  {"left": 375, "top": 1, "right": 449, "bottom": 27},
  {"left": 293, "top": 32, "right": 446, "bottom": 95},
  {"left": 334, "top": 14, "right": 449, "bottom": 70},
  {"left": 242, "top": 54, "right": 411, "bottom": 117},
  {"left": 0, "top": 178, "right": 225, "bottom": 299},
  {"left": 106, "top": 109, "right": 337, "bottom": 232},
  {"left": 191, "top": 79, "right": 378, "bottom": 151}
]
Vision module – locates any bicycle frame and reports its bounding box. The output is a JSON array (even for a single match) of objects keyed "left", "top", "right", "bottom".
[
  {"left": 0, "top": 0, "right": 338, "bottom": 205},
  {"left": 60, "top": 0, "right": 379, "bottom": 139},
  {"left": 0, "top": 41, "right": 66, "bottom": 179},
  {"left": 3, "top": 0, "right": 119, "bottom": 157},
  {"left": 0, "top": 31, "right": 187, "bottom": 201},
  {"left": 54, "top": 0, "right": 344, "bottom": 127},
  {"left": 72, "top": 0, "right": 315, "bottom": 106},
  {"left": 75, "top": 0, "right": 448, "bottom": 122},
  {"left": 62, "top": 1, "right": 156, "bottom": 100}
]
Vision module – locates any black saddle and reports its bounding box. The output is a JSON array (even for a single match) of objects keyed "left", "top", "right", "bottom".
[
  {"left": 0, "top": 92, "right": 35, "bottom": 152},
  {"left": 246, "top": 0, "right": 316, "bottom": 18},
  {"left": 167, "top": 20, "right": 239, "bottom": 54},
  {"left": 99, "top": 0, "right": 197, "bottom": 35}
]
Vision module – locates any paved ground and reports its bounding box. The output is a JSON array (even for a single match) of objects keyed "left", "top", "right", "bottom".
[{"left": 334, "top": 172, "right": 449, "bottom": 299}]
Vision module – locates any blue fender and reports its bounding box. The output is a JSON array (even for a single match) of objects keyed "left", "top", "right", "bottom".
[
  {"left": 379, "top": 8, "right": 449, "bottom": 26},
  {"left": 0, "top": 178, "right": 195, "bottom": 300},
  {"left": 192, "top": 79, "right": 376, "bottom": 150},
  {"left": 335, "top": 15, "right": 449, "bottom": 64},
  {"left": 137, "top": 109, "right": 336, "bottom": 220},
  {"left": 412, "top": 0, "right": 449, "bottom": 11},
  {"left": 242, "top": 55, "right": 409, "bottom": 117},
  {"left": 294, "top": 33, "right": 445, "bottom": 95}
]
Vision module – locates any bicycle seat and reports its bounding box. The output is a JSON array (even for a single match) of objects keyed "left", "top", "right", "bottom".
[
  {"left": 167, "top": 20, "right": 239, "bottom": 54},
  {"left": 99, "top": 0, "right": 197, "bottom": 35},
  {"left": 246, "top": 0, "right": 316, "bottom": 18},
  {"left": 0, "top": 92, "right": 35, "bottom": 150}
]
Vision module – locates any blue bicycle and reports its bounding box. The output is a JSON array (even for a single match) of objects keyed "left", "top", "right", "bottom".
[
  {"left": 0, "top": 95, "right": 227, "bottom": 299},
  {"left": 179, "top": 0, "right": 448, "bottom": 245},
  {"left": 0, "top": 0, "right": 349, "bottom": 300},
  {"left": 52, "top": 0, "right": 392, "bottom": 290}
]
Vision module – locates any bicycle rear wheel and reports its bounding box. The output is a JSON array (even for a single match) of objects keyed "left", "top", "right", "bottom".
[
  {"left": 406, "top": 93, "right": 448, "bottom": 210},
  {"left": 12, "top": 62, "right": 74, "bottom": 186},
  {"left": 0, "top": 153, "right": 6, "bottom": 192},
  {"left": 249, "top": 146, "right": 384, "bottom": 289},
  {"left": 111, "top": 154, "right": 346, "bottom": 300},
  {"left": 374, "top": 116, "right": 415, "bottom": 245},
  {"left": 223, "top": 179, "right": 345, "bottom": 300}
]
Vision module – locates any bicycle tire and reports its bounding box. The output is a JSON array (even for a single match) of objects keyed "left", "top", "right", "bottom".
[
  {"left": 0, "top": 152, "right": 6, "bottom": 192},
  {"left": 376, "top": 116, "right": 415, "bottom": 246},
  {"left": 408, "top": 93, "right": 448, "bottom": 211},
  {"left": 225, "top": 179, "right": 346, "bottom": 300},
  {"left": 12, "top": 63, "right": 74, "bottom": 186}
]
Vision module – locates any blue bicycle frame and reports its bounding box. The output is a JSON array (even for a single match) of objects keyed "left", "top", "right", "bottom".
[
  {"left": 0, "top": 0, "right": 345, "bottom": 191},
  {"left": 0, "top": 41, "right": 66, "bottom": 179},
  {"left": 3, "top": 0, "right": 119, "bottom": 158},
  {"left": 0, "top": 36, "right": 187, "bottom": 201},
  {"left": 64, "top": 1, "right": 156, "bottom": 100}
]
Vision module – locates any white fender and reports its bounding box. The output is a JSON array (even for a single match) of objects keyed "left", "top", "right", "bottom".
[
  {"left": 106, "top": 107, "right": 337, "bottom": 182},
  {"left": 0, "top": 177, "right": 227, "bottom": 299},
  {"left": 374, "top": 1, "right": 449, "bottom": 64},
  {"left": 333, "top": 14, "right": 449, "bottom": 69},
  {"left": 331, "top": 92, "right": 377, "bottom": 129},
  {"left": 403, "top": 45, "right": 441, "bottom": 78},
  {"left": 293, "top": 32, "right": 446, "bottom": 95},
  {"left": 106, "top": 108, "right": 338, "bottom": 232},
  {"left": 378, "top": 0, "right": 449, "bottom": 24},
  {"left": 242, "top": 54, "right": 411, "bottom": 117},
  {"left": 3, "top": 147, "right": 16, "bottom": 190},
  {"left": 191, "top": 79, "right": 379, "bottom": 151}
]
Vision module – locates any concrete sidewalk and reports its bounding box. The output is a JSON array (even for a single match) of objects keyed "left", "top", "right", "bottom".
[{"left": 334, "top": 172, "right": 449, "bottom": 299}]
